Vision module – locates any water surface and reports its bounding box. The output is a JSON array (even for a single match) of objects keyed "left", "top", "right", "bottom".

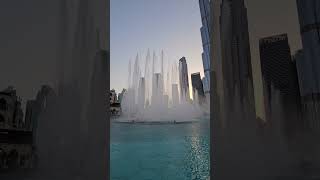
[{"left": 111, "top": 117, "right": 210, "bottom": 180}]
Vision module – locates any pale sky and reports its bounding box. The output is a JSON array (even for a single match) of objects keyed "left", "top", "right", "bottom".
[{"left": 110, "top": 0, "right": 204, "bottom": 98}]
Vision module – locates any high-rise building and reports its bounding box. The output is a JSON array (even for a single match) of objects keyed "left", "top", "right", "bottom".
[
  {"left": 220, "top": 0, "right": 255, "bottom": 106},
  {"left": 191, "top": 72, "right": 205, "bottom": 104},
  {"left": 259, "top": 34, "right": 300, "bottom": 99},
  {"left": 0, "top": 87, "right": 24, "bottom": 129},
  {"left": 296, "top": 0, "right": 320, "bottom": 131},
  {"left": 179, "top": 57, "right": 190, "bottom": 102},
  {"left": 259, "top": 34, "right": 301, "bottom": 128},
  {"left": 296, "top": 0, "right": 320, "bottom": 96},
  {"left": 199, "top": 0, "right": 211, "bottom": 94},
  {"left": 202, "top": 77, "right": 208, "bottom": 93}
]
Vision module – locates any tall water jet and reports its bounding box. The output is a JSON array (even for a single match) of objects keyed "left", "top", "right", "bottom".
[
  {"left": 161, "top": 50, "right": 164, "bottom": 96},
  {"left": 86, "top": 48, "right": 108, "bottom": 180},
  {"left": 119, "top": 50, "right": 207, "bottom": 123},
  {"left": 172, "top": 84, "right": 180, "bottom": 106},
  {"left": 137, "top": 77, "right": 145, "bottom": 113},
  {"left": 128, "top": 59, "right": 132, "bottom": 89},
  {"left": 133, "top": 54, "right": 141, "bottom": 102},
  {"left": 144, "top": 49, "right": 151, "bottom": 104},
  {"left": 166, "top": 68, "right": 171, "bottom": 100},
  {"left": 152, "top": 51, "right": 156, "bottom": 75},
  {"left": 36, "top": 0, "right": 109, "bottom": 179},
  {"left": 152, "top": 73, "right": 163, "bottom": 107}
]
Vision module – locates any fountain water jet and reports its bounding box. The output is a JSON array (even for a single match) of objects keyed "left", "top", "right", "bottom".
[
  {"left": 35, "top": 0, "right": 109, "bottom": 179},
  {"left": 119, "top": 50, "right": 208, "bottom": 123}
]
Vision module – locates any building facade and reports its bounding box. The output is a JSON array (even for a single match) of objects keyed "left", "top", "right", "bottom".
[
  {"left": 220, "top": 0, "right": 255, "bottom": 110},
  {"left": 191, "top": 72, "right": 205, "bottom": 104},
  {"left": 0, "top": 87, "right": 24, "bottom": 130},
  {"left": 0, "top": 87, "right": 36, "bottom": 169},
  {"left": 296, "top": 0, "right": 320, "bottom": 131},
  {"left": 199, "top": 0, "right": 212, "bottom": 94},
  {"left": 178, "top": 57, "right": 190, "bottom": 102},
  {"left": 259, "top": 34, "right": 301, "bottom": 104},
  {"left": 296, "top": 0, "right": 320, "bottom": 96},
  {"left": 259, "top": 34, "right": 302, "bottom": 139}
]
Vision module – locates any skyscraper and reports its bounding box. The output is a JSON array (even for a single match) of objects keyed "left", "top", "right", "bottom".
[
  {"left": 179, "top": 57, "right": 190, "bottom": 102},
  {"left": 259, "top": 34, "right": 300, "bottom": 100},
  {"left": 259, "top": 34, "right": 302, "bottom": 137},
  {"left": 220, "top": 0, "right": 255, "bottom": 106},
  {"left": 296, "top": 0, "right": 320, "bottom": 131},
  {"left": 199, "top": 0, "right": 211, "bottom": 94},
  {"left": 296, "top": 0, "right": 320, "bottom": 96},
  {"left": 191, "top": 72, "right": 205, "bottom": 104}
]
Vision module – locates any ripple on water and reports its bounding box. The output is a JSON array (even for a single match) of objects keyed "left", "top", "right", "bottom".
[{"left": 111, "top": 118, "right": 210, "bottom": 180}]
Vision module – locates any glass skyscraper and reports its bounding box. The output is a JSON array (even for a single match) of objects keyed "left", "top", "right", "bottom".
[
  {"left": 191, "top": 72, "right": 205, "bottom": 104},
  {"left": 179, "top": 57, "right": 190, "bottom": 102},
  {"left": 296, "top": 0, "right": 320, "bottom": 96},
  {"left": 199, "top": 0, "right": 211, "bottom": 94},
  {"left": 259, "top": 34, "right": 301, "bottom": 128}
]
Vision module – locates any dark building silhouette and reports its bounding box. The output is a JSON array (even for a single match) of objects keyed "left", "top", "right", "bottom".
[
  {"left": 296, "top": 2, "right": 320, "bottom": 176},
  {"left": 259, "top": 34, "right": 302, "bottom": 141},
  {"left": 191, "top": 72, "right": 205, "bottom": 104},
  {"left": 178, "top": 57, "right": 190, "bottom": 102},
  {"left": 259, "top": 34, "right": 298, "bottom": 97},
  {"left": 220, "top": 0, "right": 255, "bottom": 103},
  {"left": 199, "top": 0, "right": 212, "bottom": 94},
  {"left": 219, "top": 0, "right": 256, "bottom": 121},
  {"left": 296, "top": 0, "right": 320, "bottom": 97},
  {"left": 0, "top": 87, "right": 24, "bottom": 129},
  {"left": 296, "top": 0, "right": 320, "bottom": 130},
  {"left": 0, "top": 87, "right": 35, "bottom": 169}
]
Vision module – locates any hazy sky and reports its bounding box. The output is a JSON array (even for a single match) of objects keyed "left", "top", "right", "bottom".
[{"left": 110, "top": 0, "right": 204, "bottom": 94}]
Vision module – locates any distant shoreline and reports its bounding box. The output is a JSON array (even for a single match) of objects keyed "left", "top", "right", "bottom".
[{"left": 111, "top": 120, "right": 198, "bottom": 125}]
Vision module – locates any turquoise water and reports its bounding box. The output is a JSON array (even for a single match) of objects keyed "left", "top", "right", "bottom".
[{"left": 110, "top": 118, "right": 210, "bottom": 180}]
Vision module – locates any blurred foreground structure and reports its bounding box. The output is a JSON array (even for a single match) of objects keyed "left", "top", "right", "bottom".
[{"left": 211, "top": 0, "right": 320, "bottom": 179}]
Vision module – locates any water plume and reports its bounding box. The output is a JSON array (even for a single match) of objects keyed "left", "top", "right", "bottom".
[{"left": 120, "top": 50, "right": 209, "bottom": 123}]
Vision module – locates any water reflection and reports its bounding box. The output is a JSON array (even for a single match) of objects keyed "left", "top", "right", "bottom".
[{"left": 110, "top": 118, "right": 210, "bottom": 180}]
